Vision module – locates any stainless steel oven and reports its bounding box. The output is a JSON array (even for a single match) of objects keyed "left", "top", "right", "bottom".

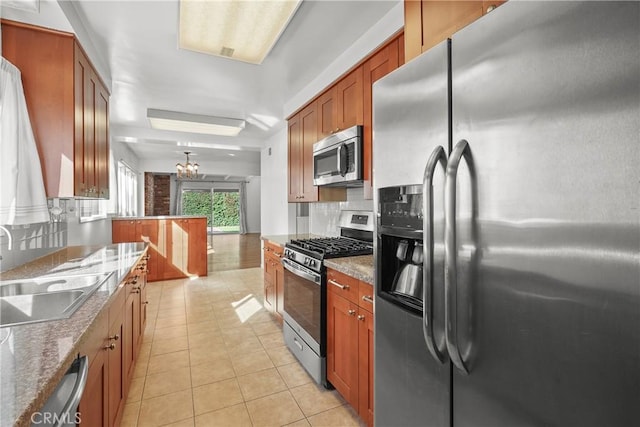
[{"left": 281, "top": 256, "right": 327, "bottom": 386}]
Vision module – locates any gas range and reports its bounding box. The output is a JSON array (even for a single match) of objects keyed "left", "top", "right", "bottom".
[
  {"left": 281, "top": 210, "right": 374, "bottom": 388},
  {"left": 284, "top": 212, "right": 374, "bottom": 273}
]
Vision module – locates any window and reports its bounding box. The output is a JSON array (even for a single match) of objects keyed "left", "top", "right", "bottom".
[
  {"left": 78, "top": 199, "right": 107, "bottom": 223},
  {"left": 118, "top": 161, "right": 138, "bottom": 216}
]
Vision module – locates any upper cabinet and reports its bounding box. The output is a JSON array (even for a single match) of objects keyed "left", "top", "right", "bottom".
[
  {"left": 317, "top": 68, "right": 364, "bottom": 139},
  {"left": 2, "top": 20, "right": 110, "bottom": 199},
  {"left": 362, "top": 35, "right": 404, "bottom": 200},
  {"left": 288, "top": 102, "right": 346, "bottom": 202},
  {"left": 404, "top": 0, "right": 506, "bottom": 61},
  {"left": 287, "top": 31, "right": 403, "bottom": 202}
]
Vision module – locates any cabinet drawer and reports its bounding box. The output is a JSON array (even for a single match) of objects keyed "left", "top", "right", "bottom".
[
  {"left": 327, "top": 269, "right": 359, "bottom": 304},
  {"left": 264, "top": 252, "right": 281, "bottom": 278},
  {"left": 358, "top": 281, "right": 374, "bottom": 312}
]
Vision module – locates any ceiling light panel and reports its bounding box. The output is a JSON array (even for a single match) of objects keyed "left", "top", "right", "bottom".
[
  {"left": 179, "top": 0, "right": 301, "bottom": 64},
  {"left": 147, "top": 109, "right": 246, "bottom": 137}
]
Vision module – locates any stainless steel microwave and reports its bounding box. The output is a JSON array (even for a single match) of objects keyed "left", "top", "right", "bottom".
[{"left": 312, "top": 125, "right": 363, "bottom": 187}]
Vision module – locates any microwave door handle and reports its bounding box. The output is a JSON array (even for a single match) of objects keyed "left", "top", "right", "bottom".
[
  {"left": 423, "top": 145, "right": 448, "bottom": 364},
  {"left": 337, "top": 143, "right": 348, "bottom": 176}
]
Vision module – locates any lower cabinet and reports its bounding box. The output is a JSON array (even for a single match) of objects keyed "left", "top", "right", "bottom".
[
  {"left": 263, "top": 241, "right": 284, "bottom": 323},
  {"left": 326, "top": 268, "right": 374, "bottom": 427},
  {"left": 78, "top": 251, "right": 148, "bottom": 426}
]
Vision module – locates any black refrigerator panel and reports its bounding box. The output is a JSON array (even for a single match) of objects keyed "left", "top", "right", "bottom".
[{"left": 450, "top": 2, "right": 640, "bottom": 426}]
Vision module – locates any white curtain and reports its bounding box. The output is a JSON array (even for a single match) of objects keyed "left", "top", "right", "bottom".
[
  {"left": 239, "top": 181, "right": 248, "bottom": 234},
  {"left": 0, "top": 58, "right": 50, "bottom": 225},
  {"left": 174, "top": 179, "right": 184, "bottom": 215}
]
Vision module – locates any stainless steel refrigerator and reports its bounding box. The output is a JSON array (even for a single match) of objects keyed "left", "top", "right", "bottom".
[{"left": 372, "top": 2, "right": 640, "bottom": 426}]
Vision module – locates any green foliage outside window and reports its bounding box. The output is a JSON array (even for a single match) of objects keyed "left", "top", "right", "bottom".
[{"left": 181, "top": 191, "right": 239, "bottom": 227}]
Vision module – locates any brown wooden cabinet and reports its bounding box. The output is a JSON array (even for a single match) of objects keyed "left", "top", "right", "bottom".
[
  {"left": 263, "top": 241, "right": 284, "bottom": 323},
  {"left": 288, "top": 102, "right": 346, "bottom": 203},
  {"left": 363, "top": 35, "right": 403, "bottom": 199},
  {"left": 326, "top": 268, "right": 375, "bottom": 427},
  {"left": 1, "top": 20, "right": 110, "bottom": 198},
  {"left": 78, "top": 310, "right": 109, "bottom": 427},
  {"left": 78, "top": 252, "right": 149, "bottom": 427},
  {"left": 404, "top": 0, "right": 506, "bottom": 62},
  {"left": 112, "top": 217, "right": 207, "bottom": 281},
  {"left": 317, "top": 68, "right": 364, "bottom": 139}
]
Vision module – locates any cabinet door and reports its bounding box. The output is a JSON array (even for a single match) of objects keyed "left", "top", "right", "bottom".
[
  {"left": 140, "top": 271, "right": 148, "bottom": 336},
  {"left": 74, "top": 43, "right": 91, "bottom": 197},
  {"left": 336, "top": 68, "right": 363, "bottom": 131},
  {"left": 317, "top": 86, "right": 337, "bottom": 139},
  {"left": 83, "top": 67, "right": 97, "bottom": 196},
  {"left": 124, "top": 284, "right": 140, "bottom": 387},
  {"left": 327, "top": 291, "right": 359, "bottom": 408},
  {"left": 404, "top": 0, "right": 505, "bottom": 62},
  {"left": 358, "top": 308, "right": 374, "bottom": 427},
  {"left": 186, "top": 218, "right": 208, "bottom": 277},
  {"left": 78, "top": 350, "right": 108, "bottom": 427},
  {"left": 287, "top": 114, "right": 303, "bottom": 202},
  {"left": 275, "top": 261, "right": 284, "bottom": 321},
  {"left": 300, "top": 102, "right": 319, "bottom": 202},
  {"left": 363, "top": 37, "right": 401, "bottom": 200},
  {"left": 95, "top": 81, "right": 110, "bottom": 198},
  {"left": 107, "top": 309, "right": 125, "bottom": 427}
]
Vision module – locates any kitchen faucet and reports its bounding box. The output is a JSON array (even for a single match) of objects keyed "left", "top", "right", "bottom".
[{"left": 0, "top": 225, "right": 13, "bottom": 250}]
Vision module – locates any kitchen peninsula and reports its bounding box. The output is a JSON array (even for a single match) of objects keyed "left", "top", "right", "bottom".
[{"left": 112, "top": 216, "right": 208, "bottom": 281}]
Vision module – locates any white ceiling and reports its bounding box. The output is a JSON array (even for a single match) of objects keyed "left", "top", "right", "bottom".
[{"left": 2, "top": 0, "right": 399, "bottom": 173}]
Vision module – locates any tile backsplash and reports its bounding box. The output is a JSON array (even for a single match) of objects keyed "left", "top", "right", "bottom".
[{"left": 309, "top": 188, "right": 374, "bottom": 236}]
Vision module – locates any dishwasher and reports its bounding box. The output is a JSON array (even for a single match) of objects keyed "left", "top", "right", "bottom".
[{"left": 31, "top": 355, "right": 88, "bottom": 427}]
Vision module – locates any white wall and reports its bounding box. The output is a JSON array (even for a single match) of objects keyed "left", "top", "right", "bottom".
[{"left": 260, "top": 128, "right": 295, "bottom": 235}]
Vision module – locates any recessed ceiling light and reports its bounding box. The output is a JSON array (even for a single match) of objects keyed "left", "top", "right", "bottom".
[
  {"left": 147, "top": 109, "right": 246, "bottom": 137},
  {"left": 179, "top": 0, "right": 302, "bottom": 64}
]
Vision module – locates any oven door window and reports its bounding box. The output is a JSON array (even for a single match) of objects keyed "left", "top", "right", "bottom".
[{"left": 283, "top": 265, "right": 322, "bottom": 345}]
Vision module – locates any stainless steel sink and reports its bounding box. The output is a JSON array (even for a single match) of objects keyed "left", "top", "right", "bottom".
[
  {"left": 0, "top": 274, "right": 109, "bottom": 296},
  {"left": 0, "top": 273, "right": 112, "bottom": 327}
]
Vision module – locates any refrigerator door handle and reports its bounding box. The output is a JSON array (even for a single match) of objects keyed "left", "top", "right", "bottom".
[
  {"left": 444, "top": 139, "right": 471, "bottom": 375},
  {"left": 422, "top": 145, "right": 448, "bottom": 363}
]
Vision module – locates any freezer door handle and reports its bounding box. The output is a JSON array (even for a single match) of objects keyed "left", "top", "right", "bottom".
[
  {"left": 422, "top": 145, "right": 448, "bottom": 364},
  {"left": 445, "top": 139, "right": 471, "bottom": 375}
]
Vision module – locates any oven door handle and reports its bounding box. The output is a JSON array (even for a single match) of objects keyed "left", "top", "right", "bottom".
[{"left": 281, "top": 258, "right": 321, "bottom": 285}]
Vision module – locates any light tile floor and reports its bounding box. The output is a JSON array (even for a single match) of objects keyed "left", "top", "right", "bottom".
[{"left": 122, "top": 268, "right": 364, "bottom": 427}]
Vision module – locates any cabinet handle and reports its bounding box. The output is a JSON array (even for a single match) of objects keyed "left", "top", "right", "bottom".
[
  {"left": 143, "top": 301, "right": 149, "bottom": 305},
  {"left": 348, "top": 309, "right": 356, "bottom": 316},
  {"left": 104, "top": 343, "right": 116, "bottom": 351},
  {"left": 329, "top": 279, "right": 349, "bottom": 290},
  {"left": 358, "top": 315, "right": 365, "bottom": 321},
  {"left": 108, "top": 334, "right": 119, "bottom": 341},
  {"left": 486, "top": 4, "right": 497, "bottom": 12},
  {"left": 133, "top": 287, "right": 141, "bottom": 294},
  {"left": 362, "top": 295, "right": 374, "bottom": 304}
]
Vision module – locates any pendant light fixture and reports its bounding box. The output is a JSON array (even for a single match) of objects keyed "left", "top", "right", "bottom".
[{"left": 176, "top": 151, "right": 199, "bottom": 179}]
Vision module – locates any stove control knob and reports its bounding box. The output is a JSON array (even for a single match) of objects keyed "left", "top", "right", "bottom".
[
  {"left": 303, "top": 258, "right": 310, "bottom": 266},
  {"left": 309, "top": 260, "right": 316, "bottom": 268}
]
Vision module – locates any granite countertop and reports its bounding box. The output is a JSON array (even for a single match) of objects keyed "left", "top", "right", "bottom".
[
  {"left": 324, "top": 255, "right": 374, "bottom": 285},
  {"left": 112, "top": 215, "right": 207, "bottom": 220},
  {"left": 0, "top": 242, "right": 147, "bottom": 427}
]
